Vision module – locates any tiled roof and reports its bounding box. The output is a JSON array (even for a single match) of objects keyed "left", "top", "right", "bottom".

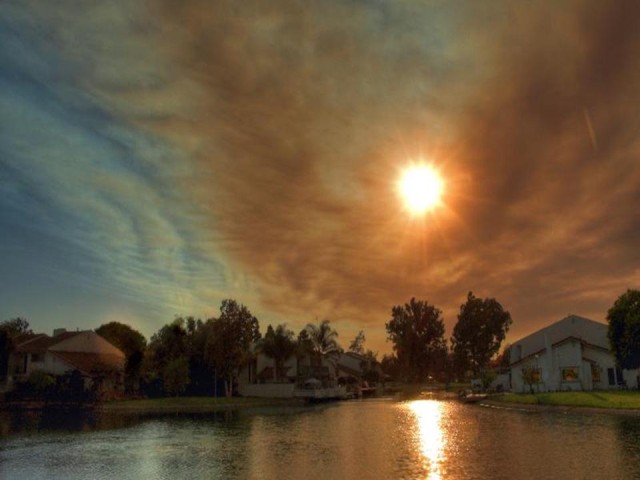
[
  {"left": 15, "top": 334, "right": 57, "bottom": 354},
  {"left": 15, "top": 332, "right": 82, "bottom": 354},
  {"left": 50, "top": 351, "right": 124, "bottom": 375}
]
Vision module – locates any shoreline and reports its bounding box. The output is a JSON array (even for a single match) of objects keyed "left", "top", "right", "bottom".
[
  {"left": 480, "top": 398, "right": 640, "bottom": 416},
  {"left": 98, "top": 396, "right": 308, "bottom": 414},
  {"left": 1, "top": 397, "right": 308, "bottom": 414}
]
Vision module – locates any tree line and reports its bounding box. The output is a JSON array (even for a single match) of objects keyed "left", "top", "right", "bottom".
[
  {"left": 0, "top": 299, "right": 378, "bottom": 399},
  {"left": 382, "top": 291, "right": 512, "bottom": 385},
  {"left": 4, "top": 287, "right": 640, "bottom": 399}
]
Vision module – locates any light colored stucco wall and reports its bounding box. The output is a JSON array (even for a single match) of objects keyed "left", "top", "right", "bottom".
[
  {"left": 238, "top": 383, "right": 296, "bottom": 398},
  {"left": 511, "top": 341, "right": 633, "bottom": 392}
]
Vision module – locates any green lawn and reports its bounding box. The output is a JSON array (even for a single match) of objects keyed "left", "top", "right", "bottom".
[
  {"left": 495, "top": 391, "right": 640, "bottom": 409},
  {"left": 100, "top": 396, "right": 303, "bottom": 413}
]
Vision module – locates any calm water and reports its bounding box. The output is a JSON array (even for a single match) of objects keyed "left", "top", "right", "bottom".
[{"left": 2, "top": 398, "right": 640, "bottom": 479}]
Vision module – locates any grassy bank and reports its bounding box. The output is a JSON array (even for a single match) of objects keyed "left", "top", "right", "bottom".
[
  {"left": 494, "top": 391, "right": 640, "bottom": 410},
  {"left": 100, "top": 396, "right": 304, "bottom": 414}
]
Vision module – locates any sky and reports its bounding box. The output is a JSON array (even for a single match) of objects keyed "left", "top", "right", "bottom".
[{"left": 1, "top": 1, "right": 640, "bottom": 354}]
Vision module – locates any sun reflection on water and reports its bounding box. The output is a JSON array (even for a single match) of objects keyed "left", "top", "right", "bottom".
[{"left": 409, "top": 400, "right": 446, "bottom": 480}]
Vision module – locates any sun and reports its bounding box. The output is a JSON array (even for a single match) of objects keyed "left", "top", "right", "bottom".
[{"left": 399, "top": 165, "right": 444, "bottom": 215}]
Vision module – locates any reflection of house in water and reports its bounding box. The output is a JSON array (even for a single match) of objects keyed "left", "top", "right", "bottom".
[
  {"left": 509, "top": 315, "right": 638, "bottom": 392},
  {"left": 3, "top": 329, "right": 125, "bottom": 397},
  {"left": 239, "top": 350, "right": 379, "bottom": 399}
]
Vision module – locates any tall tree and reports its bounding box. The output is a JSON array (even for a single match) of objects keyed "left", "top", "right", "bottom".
[
  {"left": 385, "top": 298, "right": 448, "bottom": 382},
  {"left": 0, "top": 317, "right": 32, "bottom": 337},
  {"left": 348, "top": 330, "right": 366, "bottom": 354},
  {"left": 304, "top": 319, "right": 341, "bottom": 367},
  {"left": 144, "top": 318, "right": 189, "bottom": 395},
  {"left": 260, "top": 324, "right": 296, "bottom": 381},
  {"left": 95, "top": 322, "right": 147, "bottom": 392},
  {"left": 205, "top": 299, "right": 261, "bottom": 397},
  {"left": 607, "top": 289, "right": 640, "bottom": 369},
  {"left": 451, "top": 292, "right": 512, "bottom": 376},
  {"left": 0, "top": 317, "right": 32, "bottom": 380}
]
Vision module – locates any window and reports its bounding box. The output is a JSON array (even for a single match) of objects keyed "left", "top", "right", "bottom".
[
  {"left": 31, "top": 353, "right": 42, "bottom": 363},
  {"left": 608, "top": 368, "right": 616, "bottom": 386},
  {"left": 522, "top": 366, "right": 541, "bottom": 384},
  {"left": 591, "top": 364, "right": 601, "bottom": 383},
  {"left": 561, "top": 367, "right": 579, "bottom": 382}
]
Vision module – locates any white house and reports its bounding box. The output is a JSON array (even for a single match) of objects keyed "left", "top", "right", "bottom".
[
  {"left": 509, "top": 314, "right": 638, "bottom": 393},
  {"left": 5, "top": 329, "right": 125, "bottom": 394},
  {"left": 238, "top": 350, "right": 376, "bottom": 398}
]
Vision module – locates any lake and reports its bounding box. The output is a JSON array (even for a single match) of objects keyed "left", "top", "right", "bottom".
[{"left": 2, "top": 397, "right": 640, "bottom": 479}]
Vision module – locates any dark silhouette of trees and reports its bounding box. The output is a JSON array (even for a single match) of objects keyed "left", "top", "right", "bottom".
[
  {"left": 205, "top": 299, "right": 261, "bottom": 396},
  {"left": 349, "top": 331, "right": 366, "bottom": 354},
  {"left": 607, "top": 289, "right": 640, "bottom": 369},
  {"left": 260, "top": 324, "right": 296, "bottom": 381},
  {"left": 0, "top": 317, "right": 32, "bottom": 336},
  {"left": 380, "top": 354, "right": 401, "bottom": 381},
  {"left": 162, "top": 357, "right": 190, "bottom": 396},
  {"left": 385, "top": 298, "right": 448, "bottom": 382},
  {"left": 304, "top": 319, "right": 341, "bottom": 367},
  {"left": 144, "top": 318, "right": 190, "bottom": 396},
  {"left": 95, "top": 321, "right": 147, "bottom": 393},
  {"left": 451, "top": 292, "right": 512, "bottom": 377},
  {"left": 0, "top": 317, "right": 32, "bottom": 381}
]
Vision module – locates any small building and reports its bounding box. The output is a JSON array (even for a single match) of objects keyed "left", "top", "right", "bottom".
[
  {"left": 238, "top": 350, "right": 376, "bottom": 398},
  {"left": 509, "top": 314, "right": 638, "bottom": 393},
  {"left": 5, "top": 329, "right": 125, "bottom": 397}
]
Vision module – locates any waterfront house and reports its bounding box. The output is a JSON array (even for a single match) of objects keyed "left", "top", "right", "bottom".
[
  {"left": 509, "top": 314, "right": 638, "bottom": 392},
  {"left": 4, "top": 329, "right": 125, "bottom": 396},
  {"left": 238, "top": 350, "right": 376, "bottom": 398}
]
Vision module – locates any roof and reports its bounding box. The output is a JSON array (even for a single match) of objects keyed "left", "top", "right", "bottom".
[
  {"left": 336, "top": 363, "right": 362, "bottom": 377},
  {"left": 15, "top": 332, "right": 82, "bottom": 354},
  {"left": 510, "top": 315, "right": 609, "bottom": 362},
  {"left": 50, "top": 351, "right": 124, "bottom": 375}
]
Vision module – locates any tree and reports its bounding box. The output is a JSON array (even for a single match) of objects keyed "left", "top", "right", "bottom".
[
  {"left": 205, "top": 299, "right": 261, "bottom": 397},
  {"left": 0, "top": 317, "right": 32, "bottom": 380},
  {"left": 385, "top": 298, "right": 448, "bottom": 382},
  {"left": 144, "top": 318, "right": 189, "bottom": 395},
  {"left": 162, "top": 357, "right": 190, "bottom": 396},
  {"left": 349, "top": 331, "right": 366, "bottom": 354},
  {"left": 260, "top": 324, "right": 296, "bottom": 382},
  {"left": 304, "top": 319, "right": 341, "bottom": 367},
  {"left": 607, "top": 289, "right": 640, "bottom": 370},
  {"left": 380, "top": 354, "right": 401, "bottom": 381},
  {"left": 0, "top": 317, "right": 32, "bottom": 337},
  {"left": 451, "top": 292, "right": 512, "bottom": 377},
  {"left": 95, "top": 322, "right": 147, "bottom": 392}
]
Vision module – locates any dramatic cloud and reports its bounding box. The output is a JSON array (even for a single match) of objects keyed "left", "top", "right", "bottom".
[{"left": 2, "top": 0, "right": 640, "bottom": 351}]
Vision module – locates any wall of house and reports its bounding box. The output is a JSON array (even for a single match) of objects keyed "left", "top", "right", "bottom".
[
  {"left": 582, "top": 346, "right": 617, "bottom": 390},
  {"left": 255, "top": 354, "right": 299, "bottom": 379},
  {"left": 49, "top": 331, "right": 124, "bottom": 358},
  {"left": 511, "top": 342, "right": 631, "bottom": 392},
  {"left": 41, "top": 352, "right": 75, "bottom": 375},
  {"left": 552, "top": 341, "right": 583, "bottom": 391},
  {"left": 238, "top": 383, "right": 295, "bottom": 398}
]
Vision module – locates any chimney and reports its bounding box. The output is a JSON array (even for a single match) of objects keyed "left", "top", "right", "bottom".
[{"left": 53, "top": 328, "right": 67, "bottom": 337}]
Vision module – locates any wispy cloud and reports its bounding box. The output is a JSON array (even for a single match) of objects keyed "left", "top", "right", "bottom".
[{"left": 2, "top": 1, "right": 640, "bottom": 350}]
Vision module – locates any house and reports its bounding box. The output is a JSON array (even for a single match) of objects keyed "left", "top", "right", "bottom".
[
  {"left": 238, "top": 350, "right": 372, "bottom": 398},
  {"left": 5, "top": 329, "right": 125, "bottom": 397},
  {"left": 509, "top": 314, "right": 638, "bottom": 392}
]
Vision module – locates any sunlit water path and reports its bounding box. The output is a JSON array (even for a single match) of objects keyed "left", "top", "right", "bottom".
[{"left": 2, "top": 398, "right": 640, "bottom": 479}]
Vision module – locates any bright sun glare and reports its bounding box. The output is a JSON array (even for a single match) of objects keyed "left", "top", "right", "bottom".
[{"left": 399, "top": 165, "right": 444, "bottom": 215}]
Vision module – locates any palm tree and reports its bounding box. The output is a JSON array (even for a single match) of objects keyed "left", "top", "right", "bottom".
[
  {"left": 304, "top": 319, "right": 341, "bottom": 368},
  {"left": 260, "top": 324, "right": 296, "bottom": 382}
]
